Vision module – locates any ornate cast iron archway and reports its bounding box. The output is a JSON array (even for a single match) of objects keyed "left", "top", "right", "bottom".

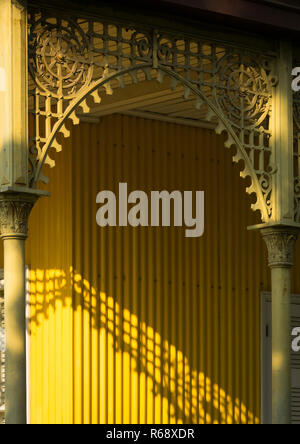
[
  {"left": 28, "top": 9, "right": 278, "bottom": 222},
  {"left": 2, "top": 0, "right": 300, "bottom": 425}
]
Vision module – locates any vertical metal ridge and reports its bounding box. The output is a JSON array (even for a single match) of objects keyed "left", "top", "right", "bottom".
[{"left": 24, "top": 113, "right": 275, "bottom": 424}]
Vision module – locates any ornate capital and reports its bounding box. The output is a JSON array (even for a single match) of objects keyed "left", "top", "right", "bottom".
[
  {"left": 261, "top": 226, "right": 299, "bottom": 268},
  {"left": 0, "top": 193, "right": 37, "bottom": 240}
]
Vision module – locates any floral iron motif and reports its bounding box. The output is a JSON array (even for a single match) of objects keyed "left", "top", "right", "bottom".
[{"left": 28, "top": 10, "right": 277, "bottom": 222}]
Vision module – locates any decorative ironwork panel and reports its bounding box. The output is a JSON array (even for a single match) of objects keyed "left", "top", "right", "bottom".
[
  {"left": 28, "top": 9, "right": 277, "bottom": 222},
  {"left": 294, "top": 90, "right": 300, "bottom": 222}
]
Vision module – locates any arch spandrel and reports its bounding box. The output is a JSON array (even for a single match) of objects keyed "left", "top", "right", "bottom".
[
  {"left": 293, "top": 90, "right": 300, "bottom": 223},
  {"left": 28, "top": 9, "right": 278, "bottom": 223}
]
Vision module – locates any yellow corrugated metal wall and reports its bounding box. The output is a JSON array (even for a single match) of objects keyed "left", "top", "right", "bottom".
[
  {"left": 19, "top": 114, "right": 300, "bottom": 424},
  {"left": 27, "top": 123, "right": 73, "bottom": 424}
]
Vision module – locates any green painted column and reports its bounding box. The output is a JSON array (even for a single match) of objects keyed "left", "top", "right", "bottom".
[
  {"left": 0, "top": 193, "right": 37, "bottom": 424},
  {"left": 262, "top": 226, "right": 299, "bottom": 424}
]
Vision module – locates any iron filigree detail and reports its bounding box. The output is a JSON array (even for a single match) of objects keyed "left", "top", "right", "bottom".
[
  {"left": 29, "top": 17, "right": 94, "bottom": 98},
  {"left": 216, "top": 54, "right": 272, "bottom": 130},
  {"left": 293, "top": 96, "right": 300, "bottom": 222},
  {"left": 28, "top": 10, "right": 277, "bottom": 222}
]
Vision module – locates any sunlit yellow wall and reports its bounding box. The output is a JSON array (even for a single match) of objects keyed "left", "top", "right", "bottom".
[
  {"left": 27, "top": 124, "right": 73, "bottom": 424},
  {"left": 23, "top": 114, "right": 300, "bottom": 424}
]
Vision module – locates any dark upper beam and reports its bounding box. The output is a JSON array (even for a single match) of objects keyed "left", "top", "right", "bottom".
[
  {"left": 127, "top": 0, "right": 300, "bottom": 36},
  {"left": 28, "top": 0, "right": 300, "bottom": 38}
]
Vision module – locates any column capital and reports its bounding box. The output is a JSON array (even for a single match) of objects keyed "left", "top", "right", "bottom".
[
  {"left": 261, "top": 226, "right": 300, "bottom": 268},
  {"left": 0, "top": 193, "right": 38, "bottom": 240}
]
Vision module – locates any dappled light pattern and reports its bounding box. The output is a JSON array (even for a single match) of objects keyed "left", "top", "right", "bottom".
[{"left": 29, "top": 267, "right": 259, "bottom": 425}]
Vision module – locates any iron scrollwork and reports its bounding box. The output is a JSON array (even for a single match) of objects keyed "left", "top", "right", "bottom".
[
  {"left": 28, "top": 10, "right": 277, "bottom": 222},
  {"left": 293, "top": 95, "right": 300, "bottom": 222}
]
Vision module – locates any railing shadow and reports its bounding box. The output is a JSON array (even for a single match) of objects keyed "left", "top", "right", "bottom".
[{"left": 28, "top": 267, "right": 259, "bottom": 424}]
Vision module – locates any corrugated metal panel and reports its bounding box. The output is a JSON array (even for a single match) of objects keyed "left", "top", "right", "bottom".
[
  {"left": 25, "top": 113, "right": 294, "bottom": 424},
  {"left": 27, "top": 128, "right": 73, "bottom": 425}
]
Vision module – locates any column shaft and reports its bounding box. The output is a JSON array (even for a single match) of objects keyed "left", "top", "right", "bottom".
[
  {"left": 3, "top": 237, "right": 26, "bottom": 424},
  {"left": 0, "top": 193, "right": 37, "bottom": 424},
  {"left": 271, "top": 266, "right": 291, "bottom": 424},
  {"left": 262, "top": 226, "right": 299, "bottom": 424}
]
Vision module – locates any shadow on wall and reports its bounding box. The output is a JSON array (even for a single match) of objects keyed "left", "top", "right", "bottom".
[
  {"left": 28, "top": 267, "right": 259, "bottom": 424},
  {"left": 26, "top": 115, "right": 265, "bottom": 424}
]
